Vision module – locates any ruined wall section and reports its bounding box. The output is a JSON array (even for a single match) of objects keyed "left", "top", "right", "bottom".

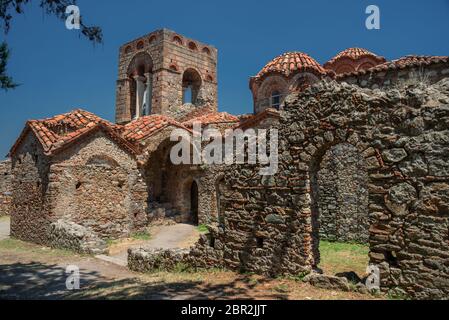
[
  {"left": 183, "top": 79, "right": 449, "bottom": 299},
  {"left": 339, "top": 62, "right": 449, "bottom": 90}
]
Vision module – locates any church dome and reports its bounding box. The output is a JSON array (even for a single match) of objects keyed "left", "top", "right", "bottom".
[
  {"left": 255, "top": 52, "right": 328, "bottom": 80},
  {"left": 324, "top": 48, "right": 386, "bottom": 74}
]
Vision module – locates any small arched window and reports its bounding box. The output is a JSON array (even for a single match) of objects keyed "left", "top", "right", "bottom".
[
  {"left": 125, "top": 46, "right": 132, "bottom": 54},
  {"left": 202, "top": 47, "right": 211, "bottom": 55},
  {"left": 271, "top": 90, "right": 281, "bottom": 109},
  {"left": 182, "top": 69, "right": 202, "bottom": 105},
  {"left": 173, "top": 35, "right": 183, "bottom": 45},
  {"left": 136, "top": 41, "right": 144, "bottom": 50},
  {"left": 148, "top": 35, "right": 157, "bottom": 45},
  {"left": 188, "top": 42, "right": 198, "bottom": 51}
]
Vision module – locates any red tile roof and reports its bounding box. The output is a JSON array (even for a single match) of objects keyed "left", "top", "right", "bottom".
[
  {"left": 336, "top": 55, "right": 449, "bottom": 79},
  {"left": 177, "top": 105, "right": 216, "bottom": 123},
  {"left": 183, "top": 111, "right": 239, "bottom": 127},
  {"left": 254, "top": 52, "right": 329, "bottom": 80},
  {"left": 121, "top": 114, "right": 190, "bottom": 143},
  {"left": 235, "top": 108, "right": 280, "bottom": 130},
  {"left": 9, "top": 109, "right": 138, "bottom": 157},
  {"left": 325, "top": 48, "right": 385, "bottom": 66}
]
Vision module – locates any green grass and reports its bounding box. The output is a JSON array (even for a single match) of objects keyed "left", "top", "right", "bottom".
[
  {"left": 319, "top": 240, "right": 370, "bottom": 277},
  {"left": 0, "top": 238, "right": 77, "bottom": 258},
  {"left": 130, "top": 231, "right": 151, "bottom": 241},
  {"left": 197, "top": 224, "right": 209, "bottom": 233}
]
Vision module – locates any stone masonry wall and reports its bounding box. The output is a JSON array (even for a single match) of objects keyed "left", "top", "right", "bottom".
[
  {"left": 174, "top": 79, "right": 449, "bottom": 299},
  {"left": 10, "top": 133, "right": 51, "bottom": 245},
  {"left": 0, "top": 159, "right": 12, "bottom": 216},
  {"left": 50, "top": 131, "right": 147, "bottom": 240},
  {"left": 317, "top": 143, "right": 370, "bottom": 243}
]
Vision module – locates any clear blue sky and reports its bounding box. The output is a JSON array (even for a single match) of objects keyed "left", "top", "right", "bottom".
[{"left": 1, "top": 0, "right": 448, "bottom": 158}]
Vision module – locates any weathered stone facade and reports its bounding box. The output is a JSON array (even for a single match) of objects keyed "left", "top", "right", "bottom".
[
  {"left": 172, "top": 79, "right": 449, "bottom": 299},
  {"left": 10, "top": 127, "right": 147, "bottom": 247},
  {"left": 8, "top": 29, "right": 449, "bottom": 299},
  {"left": 0, "top": 159, "right": 12, "bottom": 216}
]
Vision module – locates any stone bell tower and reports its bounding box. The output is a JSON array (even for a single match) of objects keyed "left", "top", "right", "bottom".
[{"left": 115, "top": 29, "right": 218, "bottom": 124}]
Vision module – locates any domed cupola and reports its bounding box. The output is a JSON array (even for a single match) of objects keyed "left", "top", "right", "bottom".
[
  {"left": 324, "top": 48, "right": 386, "bottom": 75},
  {"left": 250, "top": 52, "right": 331, "bottom": 114}
]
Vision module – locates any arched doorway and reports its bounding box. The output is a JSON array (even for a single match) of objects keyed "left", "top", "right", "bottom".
[
  {"left": 310, "top": 142, "right": 370, "bottom": 279},
  {"left": 190, "top": 181, "right": 199, "bottom": 225}
]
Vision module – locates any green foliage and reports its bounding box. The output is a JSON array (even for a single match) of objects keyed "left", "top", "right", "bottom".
[
  {"left": 0, "top": 42, "right": 18, "bottom": 90},
  {"left": 131, "top": 231, "right": 151, "bottom": 241},
  {"left": 0, "top": 0, "right": 103, "bottom": 90},
  {"left": 197, "top": 224, "right": 209, "bottom": 233}
]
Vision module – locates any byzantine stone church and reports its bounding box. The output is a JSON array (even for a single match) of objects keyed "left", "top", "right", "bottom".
[{"left": 2, "top": 28, "right": 449, "bottom": 298}]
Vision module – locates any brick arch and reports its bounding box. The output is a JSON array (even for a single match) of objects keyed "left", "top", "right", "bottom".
[
  {"left": 288, "top": 72, "right": 320, "bottom": 92},
  {"left": 127, "top": 52, "right": 153, "bottom": 77}
]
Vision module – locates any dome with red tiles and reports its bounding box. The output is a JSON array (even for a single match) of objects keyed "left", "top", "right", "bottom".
[
  {"left": 255, "top": 52, "right": 328, "bottom": 80},
  {"left": 325, "top": 48, "right": 384, "bottom": 65},
  {"left": 324, "top": 48, "right": 386, "bottom": 75}
]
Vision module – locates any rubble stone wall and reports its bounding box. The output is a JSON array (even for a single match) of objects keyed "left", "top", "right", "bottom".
[
  {"left": 10, "top": 134, "right": 51, "bottom": 245},
  {"left": 339, "top": 62, "right": 449, "bottom": 90},
  {"left": 0, "top": 159, "right": 12, "bottom": 216},
  {"left": 182, "top": 79, "right": 449, "bottom": 299},
  {"left": 48, "top": 220, "right": 108, "bottom": 255}
]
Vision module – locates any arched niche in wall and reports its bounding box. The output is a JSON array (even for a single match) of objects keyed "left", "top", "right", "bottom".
[
  {"left": 86, "top": 155, "right": 120, "bottom": 168},
  {"left": 288, "top": 72, "right": 320, "bottom": 93},
  {"left": 358, "top": 62, "right": 375, "bottom": 71},
  {"left": 335, "top": 64, "right": 356, "bottom": 75}
]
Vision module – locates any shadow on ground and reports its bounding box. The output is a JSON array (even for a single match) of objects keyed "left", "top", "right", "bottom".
[{"left": 0, "top": 262, "right": 286, "bottom": 300}]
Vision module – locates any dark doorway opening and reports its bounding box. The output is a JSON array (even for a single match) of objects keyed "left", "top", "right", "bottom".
[{"left": 190, "top": 181, "right": 199, "bottom": 225}]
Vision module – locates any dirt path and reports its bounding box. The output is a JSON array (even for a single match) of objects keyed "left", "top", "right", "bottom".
[
  {"left": 0, "top": 239, "right": 379, "bottom": 300},
  {"left": 146, "top": 223, "right": 199, "bottom": 249},
  {"left": 0, "top": 216, "right": 10, "bottom": 240}
]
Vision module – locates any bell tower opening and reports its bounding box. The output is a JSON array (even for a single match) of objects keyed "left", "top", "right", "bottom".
[
  {"left": 182, "top": 68, "right": 202, "bottom": 106},
  {"left": 115, "top": 29, "right": 218, "bottom": 124}
]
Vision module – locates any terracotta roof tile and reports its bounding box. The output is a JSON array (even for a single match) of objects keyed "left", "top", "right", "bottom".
[
  {"left": 183, "top": 112, "right": 239, "bottom": 127},
  {"left": 121, "top": 114, "right": 190, "bottom": 143},
  {"left": 325, "top": 48, "right": 385, "bottom": 67},
  {"left": 254, "top": 52, "right": 329, "bottom": 80},
  {"left": 336, "top": 55, "right": 449, "bottom": 79},
  {"left": 9, "top": 109, "right": 138, "bottom": 157}
]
